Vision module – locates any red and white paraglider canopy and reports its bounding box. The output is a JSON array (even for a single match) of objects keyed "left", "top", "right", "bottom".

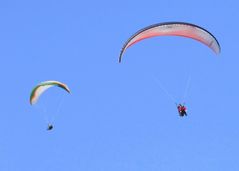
[{"left": 119, "top": 22, "right": 221, "bottom": 62}]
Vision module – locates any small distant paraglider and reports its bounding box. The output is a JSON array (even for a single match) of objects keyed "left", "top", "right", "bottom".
[
  {"left": 30, "top": 80, "right": 71, "bottom": 130},
  {"left": 119, "top": 22, "right": 221, "bottom": 117}
]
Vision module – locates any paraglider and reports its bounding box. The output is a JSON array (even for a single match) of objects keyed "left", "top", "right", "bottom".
[
  {"left": 30, "top": 80, "right": 71, "bottom": 130},
  {"left": 119, "top": 22, "right": 220, "bottom": 62},
  {"left": 119, "top": 22, "right": 221, "bottom": 117}
]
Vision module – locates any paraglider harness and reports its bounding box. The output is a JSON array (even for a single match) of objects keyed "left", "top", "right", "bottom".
[
  {"left": 47, "top": 124, "right": 53, "bottom": 131},
  {"left": 177, "top": 104, "right": 187, "bottom": 117}
]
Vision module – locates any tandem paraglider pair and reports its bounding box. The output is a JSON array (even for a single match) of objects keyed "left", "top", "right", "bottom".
[
  {"left": 177, "top": 104, "right": 187, "bottom": 117},
  {"left": 30, "top": 80, "right": 71, "bottom": 131}
]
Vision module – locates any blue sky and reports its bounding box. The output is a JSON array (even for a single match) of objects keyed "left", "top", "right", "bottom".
[{"left": 0, "top": 0, "right": 239, "bottom": 170}]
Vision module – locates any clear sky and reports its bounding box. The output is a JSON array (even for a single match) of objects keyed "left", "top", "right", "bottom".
[{"left": 0, "top": 0, "right": 238, "bottom": 170}]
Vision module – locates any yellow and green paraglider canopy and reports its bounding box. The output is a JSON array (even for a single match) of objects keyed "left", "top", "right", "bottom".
[{"left": 30, "top": 80, "right": 70, "bottom": 105}]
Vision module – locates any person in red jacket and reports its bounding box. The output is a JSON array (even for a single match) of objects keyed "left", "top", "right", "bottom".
[{"left": 177, "top": 104, "right": 187, "bottom": 117}]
